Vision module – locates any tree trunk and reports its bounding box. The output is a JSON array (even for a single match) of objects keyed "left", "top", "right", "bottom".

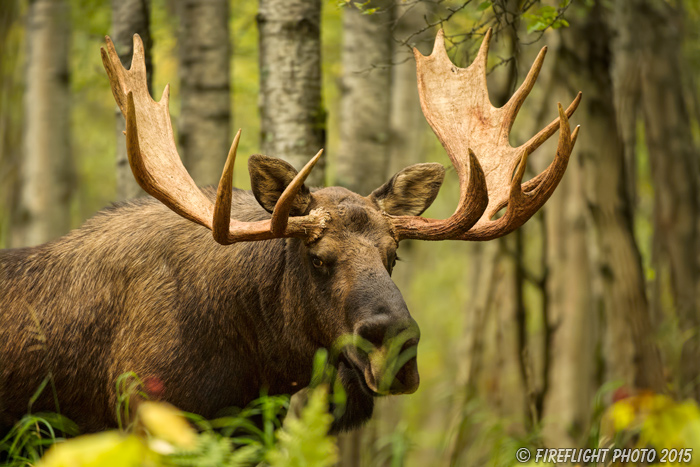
[
  {"left": 258, "top": 0, "right": 325, "bottom": 187},
  {"left": 623, "top": 0, "right": 700, "bottom": 400},
  {"left": 178, "top": 0, "right": 230, "bottom": 187},
  {"left": 541, "top": 128, "right": 595, "bottom": 448},
  {"left": 14, "top": 0, "right": 73, "bottom": 247},
  {"left": 112, "top": 0, "right": 151, "bottom": 200},
  {"left": 387, "top": 0, "right": 432, "bottom": 177},
  {"left": 517, "top": 28, "right": 598, "bottom": 448},
  {"left": 559, "top": 1, "right": 664, "bottom": 392},
  {"left": 336, "top": 1, "right": 394, "bottom": 194},
  {"left": 0, "top": 0, "right": 23, "bottom": 247}
]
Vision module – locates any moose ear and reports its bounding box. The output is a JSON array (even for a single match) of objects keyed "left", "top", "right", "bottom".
[
  {"left": 248, "top": 155, "right": 312, "bottom": 215},
  {"left": 369, "top": 163, "right": 445, "bottom": 216}
]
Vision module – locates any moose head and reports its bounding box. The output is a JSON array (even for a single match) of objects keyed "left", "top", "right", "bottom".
[{"left": 97, "top": 29, "right": 580, "bottom": 430}]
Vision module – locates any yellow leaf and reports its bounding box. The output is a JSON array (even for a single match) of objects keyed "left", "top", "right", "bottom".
[
  {"left": 138, "top": 401, "right": 197, "bottom": 449},
  {"left": 38, "top": 432, "right": 150, "bottom": 467},
  {"left": 609, "top": 400, "right": 636, "bottom": 432}
]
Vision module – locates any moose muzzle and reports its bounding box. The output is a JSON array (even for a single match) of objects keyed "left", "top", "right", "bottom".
[{"left": 351, "top": 313, "right": 421, "bottom": 396}]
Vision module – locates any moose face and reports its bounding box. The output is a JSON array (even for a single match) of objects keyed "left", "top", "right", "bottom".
[{"left": 249, "top": 155, "right": 445, "bottom": 398}]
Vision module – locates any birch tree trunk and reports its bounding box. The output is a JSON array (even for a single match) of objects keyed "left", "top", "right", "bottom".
[
  {"left": 258, "top": 0, "right": 325, "bottom": 187},
  {"left": 336, "top": 1, "right": 394, "bottom": 194},
  {"left": 14, "top": 0, "right": 73, "bottom": 247},
  {"left": 112, "top": 0, "right": 151, "bottom": 200},
  {"left": 178, "top": 0, "right": 231, "bottom": 187}
]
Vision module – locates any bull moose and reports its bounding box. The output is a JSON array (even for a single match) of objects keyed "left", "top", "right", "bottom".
[{"left": 0, "top": 29, "right": 580, "bottom": 435}]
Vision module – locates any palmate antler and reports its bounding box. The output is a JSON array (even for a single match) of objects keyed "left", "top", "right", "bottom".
[
  {"left": 101, "top": 34, "right": 329, "bottom": 244},
  {"left": 391, "top": 29, "right": 581, "bottom": 241}
]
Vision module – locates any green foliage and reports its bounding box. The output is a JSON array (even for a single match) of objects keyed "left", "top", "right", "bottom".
[
  {"left": 266, "top": 385, "right": 338, "bottom": 467},
  {"left": 477, "top": 2, "right": 492, "bottom": 12},
  {"left": 115, "top": 372, "right": 149, "bottom": 431},
  {"left": 373, "top": 423, "right": 413, "bottom": 467},
  {"left": 0, "top": 413, "right": 78, "bottom": 466},
  {"left": 0, "top": 373, "right": 78, "bottom": 465},
  {"left": 523, "top": 3, "right": 571, "bottom": 34},
  {"left": 337, "top": 1, "right": 380, "bottom": 15},
  {"left": 585, "top": 380, "right": 624, "bottom": 449}
]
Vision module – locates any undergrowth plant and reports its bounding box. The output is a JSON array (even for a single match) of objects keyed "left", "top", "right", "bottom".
[{"left": 0, "top": 374, "right": 78, "bottom": 466}]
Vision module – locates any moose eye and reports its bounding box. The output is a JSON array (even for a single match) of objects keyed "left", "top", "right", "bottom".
[{"left": 311, "top": 256, "right": 324, "bottom": 268}]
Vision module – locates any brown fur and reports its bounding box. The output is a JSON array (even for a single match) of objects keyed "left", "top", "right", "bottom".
[{"left": 0, "top": 160, "right": 444, "bottom": 435}]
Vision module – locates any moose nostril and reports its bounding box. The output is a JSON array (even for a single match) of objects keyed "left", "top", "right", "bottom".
[
  {"left": 400, "top": 336, "right": 420, "bottom": 353},
  {"left": 356, "top": 317, "right": 420, "bottom": 350},
  {"left": 356, "top": 321, "right": 386, "bottom": 349}
]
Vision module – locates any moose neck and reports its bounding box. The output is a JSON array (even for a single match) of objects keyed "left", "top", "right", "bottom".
[{"left": 175, "top": 235, "right": 323, "bottom": 399}]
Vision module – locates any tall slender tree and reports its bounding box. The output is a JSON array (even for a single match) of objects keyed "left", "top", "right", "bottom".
[
  {"left": 336, "top": 1, "right": 394, "bottom": 194},
  {"left": 540, "top": 85, "right": 595, "bottom": 448},
  {"left": 112, "top": 0, "right": 151, "bottom": 200},
  {"left": 178, "top": 0, "right": 231, "bottom": 187},
  {"left": 510, "top": 25, "right": 598, "bottom": 449},
  {"left": 258, "top": 0, "right": 325, "bottom": 186},
  {"left": 387, "top": 1, "right": 432, "bottom": 177},
  {"left": 14, "top": 0, "right": 73, "bottom": 247},
  {"left": 559, "top": 1, "right": 663, "bottom": 392},
  {"left": 0, "top": 0, "right": 23, "bottom": 246}
]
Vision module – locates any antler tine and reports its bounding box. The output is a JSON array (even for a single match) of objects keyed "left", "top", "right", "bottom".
[
  {"left": 523, "top": 92, "right": 582, "bottom": 154},
  {"left": 390, "top": 28, "right": 580, "bottom": 242},
  {"left": 101, "top": 38, "right": 127, "bottom": 112},
  {"left": 503, "top": 46, "right": 547, "bottom": 129},
  {"left": 474, "top": 28, "right": 492, "bottom": 71},
  {"left": 213, "top": 129, "right": 242, "bottom": 244},
  {"left": 130, "top": 30, "right": 147, "bottom": 75},
  {"left": 103, "top": 34, "right": 329, "bottom": 245},
  {"left": 271, "top": 149, "right": 324, "bottom": 236},
  {"left": 522, "top": 121, "right": 580, "bottom": 195}
]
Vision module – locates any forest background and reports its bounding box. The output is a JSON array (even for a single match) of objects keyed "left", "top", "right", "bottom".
[{"left": 1, "top": 0, "right": 699, "bottom": 465}]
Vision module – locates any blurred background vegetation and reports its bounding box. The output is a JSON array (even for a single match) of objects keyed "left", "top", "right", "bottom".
[{"left": 1, "top": 0, "right": 700, "bottom": 465}]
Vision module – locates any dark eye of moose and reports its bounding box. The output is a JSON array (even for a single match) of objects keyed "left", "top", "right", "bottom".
[{"left": 389, "top": 254, "right": 400, "bottom": 273}]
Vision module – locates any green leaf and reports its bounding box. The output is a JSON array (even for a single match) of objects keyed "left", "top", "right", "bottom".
[
  {"left": 266, "top": 386, "right": 338, "bottom": 467},
  {"left": 477, "top": 1, "right": 491, "bottom": 11}
]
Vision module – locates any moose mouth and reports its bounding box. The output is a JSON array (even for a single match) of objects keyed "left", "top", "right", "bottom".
[{"left": 342, "top": 342, "right": 420, "bottom": 396}]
